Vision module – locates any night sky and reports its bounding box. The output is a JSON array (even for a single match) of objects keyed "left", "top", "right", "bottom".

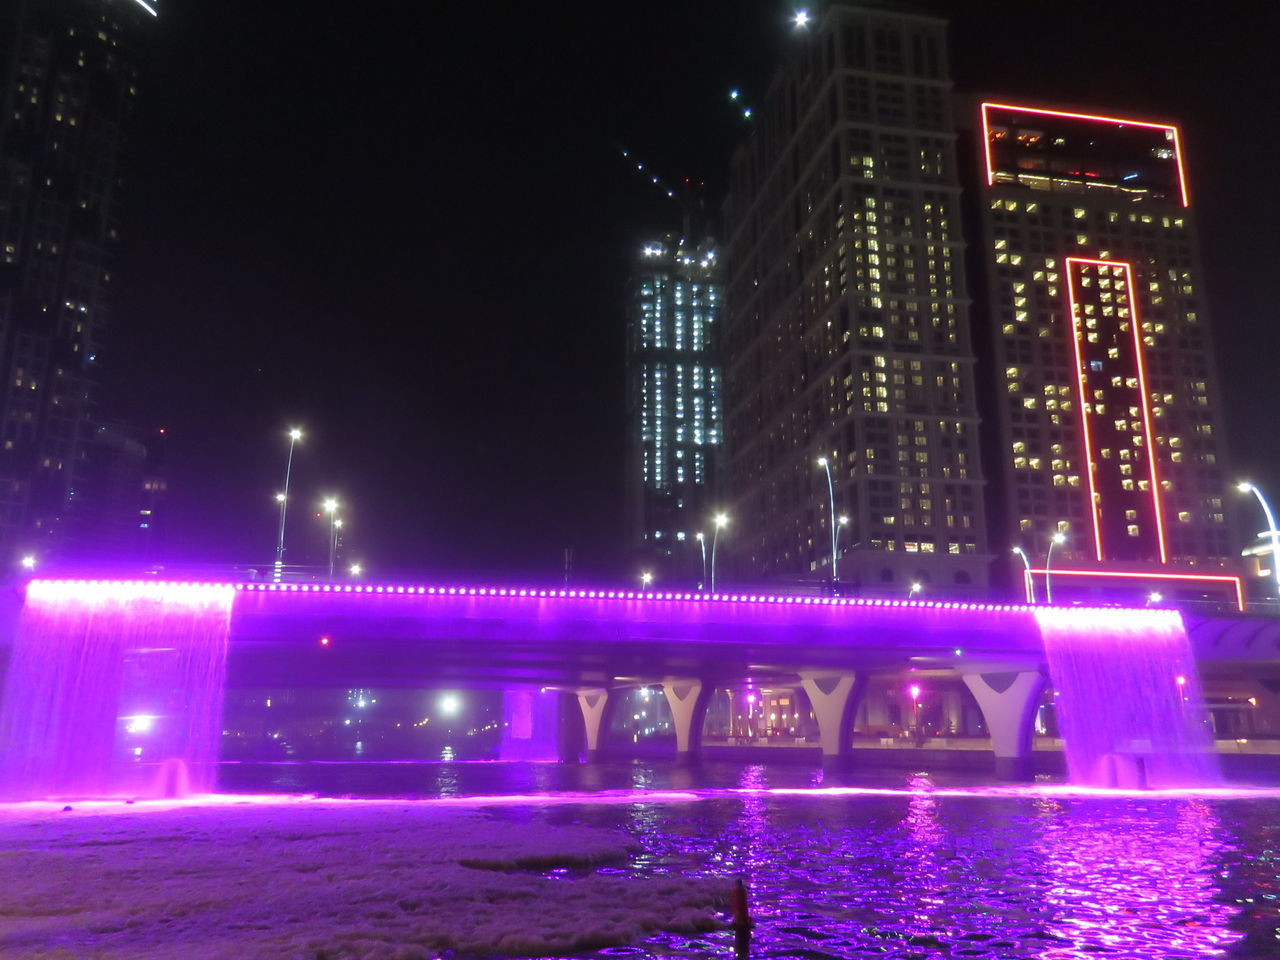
[{"left": 106, "top": 1, "right": 1280, "bottom": 579}]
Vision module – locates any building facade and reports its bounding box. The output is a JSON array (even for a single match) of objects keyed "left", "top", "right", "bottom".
[
  {"left": 972, "top": 102, "right": 1235, "bottom": 602},
  {"left": 723, "top": 2, "right": 988, "bottom": 592},
  {"left": 0, "top": 0, "right": 153, "bottom": 560},
  {"left": 624, "top": 236, "right": 723, "bottom": 584}
]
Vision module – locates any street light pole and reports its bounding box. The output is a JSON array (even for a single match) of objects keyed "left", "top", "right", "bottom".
[
  {"left": 1012, "top": 546, "right": 1034, "bottom": 603},
  {"left": 323, "top": 497, "right": 339, "bottom": 580},
  {"left": 1238, "top": 482, "right": 1280, "bottom": 599},
  {"left": 710, "top": 513, "right": 729, "bottom": 592},
  {"left": 1045, "top": 531, "right": 1066, "bottom": 605},
  {"left": 696, "top": 532, "right": 707, "bottom": 591},
  {"left": 275, "top": 428, "right": 302, "bottom": 577},
  {"left": 817, "top": 456, "right": 838, "bottom": 583}
]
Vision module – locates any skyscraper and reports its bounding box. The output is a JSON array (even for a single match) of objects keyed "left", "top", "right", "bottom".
[
  {"left": 971, "top": 102, "right": 1238, "bottom": 604},
  {"left": 0, "top": 0, "right": 154, "bottom": 560},
  {"left": 624, "top": 236, "right": 723, "bottom": 583},
  {"left": 723, "top": 2, "right": 988, "bottom": 593}
]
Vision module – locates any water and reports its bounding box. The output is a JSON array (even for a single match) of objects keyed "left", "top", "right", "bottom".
[
  {"left": 0, "top": 581, "right": 235, "bottom": 799},
  {"left": 215, "top": 759, "right": 1280, "bottom": 959},
  {"left": 1038, "top": 607, "right": 1220, "bottom": 788}
]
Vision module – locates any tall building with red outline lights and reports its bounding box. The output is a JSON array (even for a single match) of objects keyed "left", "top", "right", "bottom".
[{"left": 973, "top": 102, "right": 1237, "bottom": 604}]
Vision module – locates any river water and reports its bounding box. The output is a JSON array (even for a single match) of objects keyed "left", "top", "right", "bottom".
[{"left": 216, "top": 759, "right": 1280, "bottom": 959}]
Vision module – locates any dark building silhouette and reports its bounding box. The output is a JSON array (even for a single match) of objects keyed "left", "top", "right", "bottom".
[
  {"left": 723, "top": 2, "right": 989, "bottom": 594},
  {"left": 0, "top": 0, "right": 154, "bottom": 563}
]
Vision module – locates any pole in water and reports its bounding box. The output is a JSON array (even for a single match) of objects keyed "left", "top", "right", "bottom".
[{"left": 730, "top": 877, "right": 753, "bottom": 957}]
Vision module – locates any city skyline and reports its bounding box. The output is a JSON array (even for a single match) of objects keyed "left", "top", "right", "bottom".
[{"left": 63, "top": 1, "right": 1280, "bottom": 580}]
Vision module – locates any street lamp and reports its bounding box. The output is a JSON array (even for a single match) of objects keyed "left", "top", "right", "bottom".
[
  {"left": 710, "top": 513, "right": 729, "bottom": 592},
  {"left": 274, "top": 428, "right": 303, "bottom": 578},
  {"left": 1045, "top": 531, "right": 1067, "bottom": 605},
  {"left": 1238, "top": 482, "right": 1280, "bottom": 599},
  {"left": 908, "top": 683, "right": 921, "bottom": 743},
  {"left": 641, "top": 571, "right": 653, "bottom": 592},
  {"left": 19, "top": 555, "right": 35, "bottom": 571},
  {"left": 1012, "top": 546, "right": 1034, "bottom": 603},
  {"left": 695, "top": 532, "right": 708, "bottom": 590},
  {"left": 323, "top": 497, "right": 340, "bottom": 580},
  {"left": 349, "top": 563, "right": 362, "bottom": 578},
  {"left": 908, "top": 581, "right": 923, "bottom": 599},
  {"left": 792, "top": 8, "right": 811, "bottom": 29},
  {"left": 817, "top": 456, "right": 839, "bottom": 583}
]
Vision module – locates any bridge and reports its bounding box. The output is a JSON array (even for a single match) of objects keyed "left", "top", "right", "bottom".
[{"left": 8, "top": 578, "right": 1277, "bottom": 784}]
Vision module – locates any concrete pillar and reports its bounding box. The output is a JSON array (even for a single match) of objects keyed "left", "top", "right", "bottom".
[
  {"left": 662, "top": 677, "right": 710, "bottom": 759},
  {"left": 799, "top": 671, "right": 862, "bottom": 757},
  {"left": 575, "top": 688, "right": 612, "bottom": 762},
  {"left": 963, "top": 671, "right": 1047, "bottom": 780}
]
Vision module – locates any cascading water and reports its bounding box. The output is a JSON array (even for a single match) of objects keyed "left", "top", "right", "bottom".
[
  {"left": 1037, "top": 607, "right": 1219, "bottom": 788},
  {"left": 0, "top": 581, "right": 235, "bottom": 800}
]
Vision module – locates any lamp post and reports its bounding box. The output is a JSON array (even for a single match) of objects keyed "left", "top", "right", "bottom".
[
  {"left": 274, "top": 428, "right": 303, "bottom": 577},
  {"left": 817, "top": 456, "right": 838, "bottom": 582},
  {"left": 909, "top": 683, "right": 921, "bottom": 745},
  {"left": 1238, "top": 482, "right": 1280, "bottom": 599},
  {"left": 323, "top": 498, "right": 339, "bottom": 580},
  {"left": 641, "top": 571, "right": 653, "bottom": 592},
  {"left": 696, "top": 532, "right": 707, "bottom": 590},
  {"left": 349, "top": 563, "right": 363, "bottom": 578},
  {"left": 1012, "top": 546, "right": 1034, "bottom": 603},
  {"left": 710, "top": 513, "right": 729, "bottom": 592},
  {"left": 1045, "top": 531, "right": 1066, "bottom": 605},
  {"left": 908, "top": 581, "right": 923, "bottom": 599}
]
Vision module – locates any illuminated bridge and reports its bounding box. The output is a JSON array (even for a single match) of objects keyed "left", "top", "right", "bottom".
[{"left": 6, "top": 578, "right": 1277, "bottom": 788}]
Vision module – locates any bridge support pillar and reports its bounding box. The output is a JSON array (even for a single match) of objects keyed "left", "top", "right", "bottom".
[
  {"left": 962, "top": 671, "right": 1047, "bottom": 780},
  {"left": 662, "top": 678, "right": 709, "bottom": 761},
  {"left": 799, "top": 671, "right": 862, "bottom": 758},
  {"left": 575, "top": 688, "right": 612, "bottom": 762}
]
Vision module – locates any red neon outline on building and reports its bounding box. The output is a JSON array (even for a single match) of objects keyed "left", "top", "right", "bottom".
[
  {"left": 1064, "top": 261, "right": 1105, "bottom": 561},
  {"left": 979, "top": 102, "right": 1189, "bottom": 208},
  {"left": 1065, "top": 257, "right": 1168, "bottom": 564},
  {"left": 1025, "top": 568, "right": 1245, "bottom": 612}
]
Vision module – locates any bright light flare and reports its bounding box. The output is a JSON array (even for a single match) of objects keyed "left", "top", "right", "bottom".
[
  {"left": 19, "top": 555, "right": 35, "bottom": 570},
  {"left": 792, "top": 9, "right": 811, "bottom": 28},
  {"left": 439, "top": 694, "right": 461, "bottom": 716}
]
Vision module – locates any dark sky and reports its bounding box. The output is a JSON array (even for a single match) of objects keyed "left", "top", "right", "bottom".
[{"left": 107, "top": 1, "right": 1280, "bottom": 579}]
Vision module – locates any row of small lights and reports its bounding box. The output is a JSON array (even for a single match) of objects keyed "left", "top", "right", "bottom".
[{"left": 25, "top": 579, "right": 1175, "bottom": 616}]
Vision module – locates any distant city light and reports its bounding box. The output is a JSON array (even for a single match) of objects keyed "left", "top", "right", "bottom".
[
  {"left": 792, "top": 9, "right": 811, "bottom": 28},
  {"left": 742, "top": 108, "right": 753, "bottom": 119}
]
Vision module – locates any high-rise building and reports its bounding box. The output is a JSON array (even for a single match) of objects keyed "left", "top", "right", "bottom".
[
  {"left": 971, "top": 101, "right": 1238, "bottom": 604},
  {"left": 0, "top": 0, "right": 154, "bottom": 560},
  {"left": 624, "top": 235, "right": 723, "bottom": 583},
  {"left": 723, "top": 3, "right": 988, "bottom": 593}
]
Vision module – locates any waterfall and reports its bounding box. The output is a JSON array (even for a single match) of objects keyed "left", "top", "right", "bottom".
[
  {"left": 0, "top": 581, "right": 235, "bottom": 800},
  {"left": 1037, "top": 607, "right": 1220, "bottom": 788}
]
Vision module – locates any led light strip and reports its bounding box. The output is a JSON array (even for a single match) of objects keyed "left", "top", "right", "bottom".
[
  {"left": 980, "top": 102, "right": 1189, "bottom": 208},
  {"left": 1023, "top": 568, "right": 1244, "bottom": 612},
  {"left": 1065, "top": 258, "right": 1168, "bottom": 564},
  {"left": 23, "top": 579, "right": 1183, "bottom": 617}
]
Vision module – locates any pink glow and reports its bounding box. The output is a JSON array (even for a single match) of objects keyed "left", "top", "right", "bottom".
[
  {"left": 980, "top": 102, "right": 1188, "bottom": 207},
  {"left": 908, "top": 685, "right": 921, "bottom": 700},
  {"left": 25, "top": 579, "right": 1183, "bottom": 618}
]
